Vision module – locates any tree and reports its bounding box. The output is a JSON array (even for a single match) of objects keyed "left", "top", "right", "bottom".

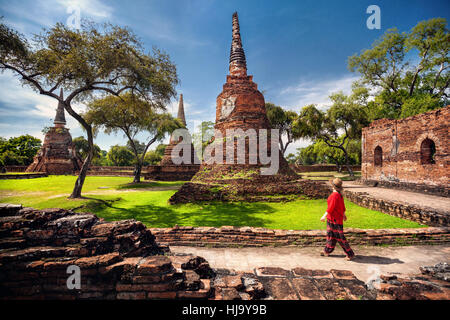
[
  {"left": 348, "top": 18, "right": 449, "bottom": 119},
  {"left": 0, "top": 135, "right": 41, "bottom": 165},
  {"left": 265, "top": 103, "right": 298, "bottom": 155},
  {"left": 296, "top": 145, "right": 318, "bottom": 165},
  {"left": 293, "top": 89, "right": 369, "bottom": 176},
  {"left": 72, "top": 136, "right": 101, "bottom": 159},
  {"left": 312, "top": 139, "right": 361, "bottom": 172},
  {"left": 0, "top": 21, "right": 178, "bottom": 197},
  {"left": 126, "top": 139, "right": 146, "bottom": 155},
  {"left": 85, "top": 93, "right": 182, "bottom": 183},
  {"left": 107, "top": 145, "right": 134, "bottom": 166},
  {"left": 285, "top": 153, "right": 297, "bottom": 164},
  {"left": 144, "top": 144, "right": 167, "bottom": 165},
  {"left": 192, "top": 121, "right": 215, "bottom": 160}
]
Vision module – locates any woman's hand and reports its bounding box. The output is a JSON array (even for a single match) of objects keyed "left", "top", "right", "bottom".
[
  {"left": 343, "top": 214, "right": 347, "bottom": 221},
  {"left": 320, "top": 212, "right": 327, "bottom": 222}
]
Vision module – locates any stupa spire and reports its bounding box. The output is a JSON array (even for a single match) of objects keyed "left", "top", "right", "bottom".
[
  {"left": 54, "top": 88, "right": 66, "bottom": 127},
  {"left": 177, "top": 94, "right": 186, "bottom": 127},
  {"left": 229, "top": 12, "right": 247, "bottom": 76}
]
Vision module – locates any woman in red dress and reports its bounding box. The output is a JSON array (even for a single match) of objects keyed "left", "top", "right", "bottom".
[{"left": 320, "top": 178, "right": 355, "bottom": 261}]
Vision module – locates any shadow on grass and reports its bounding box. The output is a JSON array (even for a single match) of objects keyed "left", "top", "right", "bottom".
[
  {"left": 85, "top": 200, "right": 275, "bottom": 228},
  {"left": 115, "top": 181, "right": 185, "bottom": 190}
]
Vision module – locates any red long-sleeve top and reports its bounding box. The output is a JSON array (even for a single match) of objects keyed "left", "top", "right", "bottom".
[{"left": 326, "top": 192, "right": 346, "bottom": 224}]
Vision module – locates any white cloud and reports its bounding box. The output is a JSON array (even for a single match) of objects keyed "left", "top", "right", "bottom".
[
  {"left": 0, "top": 71, "right": 81, "bottom": 132},
  {"left": 56, "top": 0, "right": 114, "bottom": 19},
  {"left": 279, "top": 75, "right": 360, "bottom": 110}
]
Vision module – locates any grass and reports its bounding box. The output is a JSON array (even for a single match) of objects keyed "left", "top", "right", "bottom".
[
  {"left": 301, "top": 171, "right": 361, "bottom": 181},
  {"left": 0, "top": 175, "right": 425, "bottom": 230}
]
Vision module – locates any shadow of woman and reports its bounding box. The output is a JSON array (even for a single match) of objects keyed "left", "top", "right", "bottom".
[{"left": 351, "top": 255, "right": 404, "bottom": 265}]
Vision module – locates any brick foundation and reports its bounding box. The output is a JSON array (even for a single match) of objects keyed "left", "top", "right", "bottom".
[{"left": 149, "top": 225, "right": 450, "bottom": 248}]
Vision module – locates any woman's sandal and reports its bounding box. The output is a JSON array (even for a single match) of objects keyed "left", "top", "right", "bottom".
[
  {"left": 346, "top": 255, "right": 355, "bottom": 261},
  {"left": 320, "top": 252, "right": 329, "bottom": 257}
]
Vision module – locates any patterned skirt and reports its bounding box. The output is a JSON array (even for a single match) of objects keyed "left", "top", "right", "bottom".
[{"left": 324, "top": 220, "right": 355, "bottom": 258}]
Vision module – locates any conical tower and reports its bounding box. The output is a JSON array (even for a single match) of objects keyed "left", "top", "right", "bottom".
[
  {"left": 53, "top": 88, "right": 66, "bottom": 127},
  {"left": 177, "top": 94, "right": 186, "bottom": 127},
  {"left": 229, "top": 12, "right": 247, "bottom": 77},
  {"left": 198, "top": 11, "right": 293, "bottom": 176},
  {"left": 160, "top": 94, "right": 199, "bottom": 166}
]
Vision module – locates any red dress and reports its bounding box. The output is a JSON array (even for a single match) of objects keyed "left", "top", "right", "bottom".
[
  {"left": 323, "top": 192, "right": 354, "bottom": 258},
  {"left": 326, "top": 192, "right": 345, "bottom": 224}
]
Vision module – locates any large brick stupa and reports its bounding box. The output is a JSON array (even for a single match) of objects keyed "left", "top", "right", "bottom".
[
  {"left": 26, "top": 89, "right": 82, "bottom": 174},
  {"left": 193, "top": 12, "right": 294, "bottom": 180},
  {"left": 167, "top": 13, "right": 327, "bottom": 204}
]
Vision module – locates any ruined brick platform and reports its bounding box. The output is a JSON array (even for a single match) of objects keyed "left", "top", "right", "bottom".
[
  {"left": 0, "top": 205, "right": 263, "bottom": 300},
  {"left": 169, "top": 174, "right": 330, "bottom": 204}
]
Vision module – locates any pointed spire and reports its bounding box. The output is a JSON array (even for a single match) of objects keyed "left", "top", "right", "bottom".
[
  {"left": 54, "top": 88, "right": 66, "bottom": 126},
  {"left": 229, "top": 12, "right": 247, "bottom": 76},
  {"left": 177, "top": 94, "right": 186, "bottom": 127}
]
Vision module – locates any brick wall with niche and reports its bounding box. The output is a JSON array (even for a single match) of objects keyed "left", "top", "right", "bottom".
[{"left": 361, "top": 106, "right": 449, "bottom": 195}]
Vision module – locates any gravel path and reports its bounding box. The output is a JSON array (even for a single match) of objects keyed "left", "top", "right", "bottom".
[{"left": 171, "top": 245, "right": 450, "bottom": 283}]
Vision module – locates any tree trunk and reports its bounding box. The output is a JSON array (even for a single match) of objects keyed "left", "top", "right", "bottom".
[
  {"left": 70, "top": 151, "right": 92, "bottom": 198},
  {"left": 343, "top": 150, "right": 354, "bottom": 177},
  {"left": 133, "top": 163, "right": 142, "bottom": 183},
  {"left": 69, "top": 127, "right": 94, "bottom": 198}
]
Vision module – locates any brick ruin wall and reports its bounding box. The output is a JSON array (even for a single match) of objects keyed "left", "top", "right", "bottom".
[
  {"left": 0, "top": 204, "right": 265, "bottom": 300},
  {"left": 82, "top": 165, "right": 200, "bottom": 181},
  {"left": 290, "top": 164, "right": 361, "bottom": 173},
  {"left": 149, "top": 225, "right": 450, "bottom": 248},
  {"left": 361, "top": 106, "right": 449, "bottom": 197}
]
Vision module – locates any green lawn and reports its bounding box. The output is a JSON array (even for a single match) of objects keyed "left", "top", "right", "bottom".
[
  {"left": 301, "top": 171, "right": 362, "bottom": 181},
  {"left": 0, "top": 175, "right": 425, "bottom": 230}
]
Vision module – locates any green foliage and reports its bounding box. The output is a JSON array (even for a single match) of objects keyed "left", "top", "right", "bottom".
[
  {"left": 192, "top": 121, "right": 215, "bottom": 160},
  {"left": 285, "top": 153, "right": 297, "bottom": 164},
  {"left": 107, "top": 145, "right": 134, "bottom": 166},
  {"left": 85, "top": 93, "right": 182, "bottom": 181},
  {"left": 0, "top": 135, "right": 41, "bottom": 166},
  {"left": 400, "top": 94, "right": 443, "bottom": 118},
  {"left": 265, "top": 103, "right": 298, "bottom": 155},
  {"left": 73, "top": 136, "right": 101, "bottom": 159},
  {"left": 144, "top": 144, "right": 167, "bottom": 165},
  {"left": 348, "top": 18, "right": 449, "bottom": 119},
  {"left": 292, "top": 88, "right": 369, "bottom": 175},
  {"left": 296, "top": 145, "right": 318, "bottom": 165}
]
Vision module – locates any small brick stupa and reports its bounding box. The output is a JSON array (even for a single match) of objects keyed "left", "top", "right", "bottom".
[
  {"left": 26, "top": 89, "right": 82, "bottom": 174},
  {"left": 193, "top": 12, "right": 293, "bottom": 180},
  {"left": 160, "top": 94, "right": 199, "bottom": 165}
]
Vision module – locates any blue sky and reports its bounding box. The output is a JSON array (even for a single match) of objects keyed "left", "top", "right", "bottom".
[{"left": 0, "top": 0, "right": 449, "bottom": 154}]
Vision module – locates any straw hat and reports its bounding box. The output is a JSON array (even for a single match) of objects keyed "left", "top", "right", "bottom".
[{"left": 329, "top": 178, "right": 343, "bottom": 192}]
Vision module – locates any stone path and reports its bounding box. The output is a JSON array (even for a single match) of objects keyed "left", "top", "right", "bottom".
[
  {"left": 343, "top": 181, "right": 450, "bottom": 213},
  {"left": 171, "top": 245, "right": 450, "bottom": 283}
]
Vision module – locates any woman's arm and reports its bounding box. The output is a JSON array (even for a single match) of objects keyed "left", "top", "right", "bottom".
[{"left": 320, "top": 212, "right": 328, "bottom": 221}]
